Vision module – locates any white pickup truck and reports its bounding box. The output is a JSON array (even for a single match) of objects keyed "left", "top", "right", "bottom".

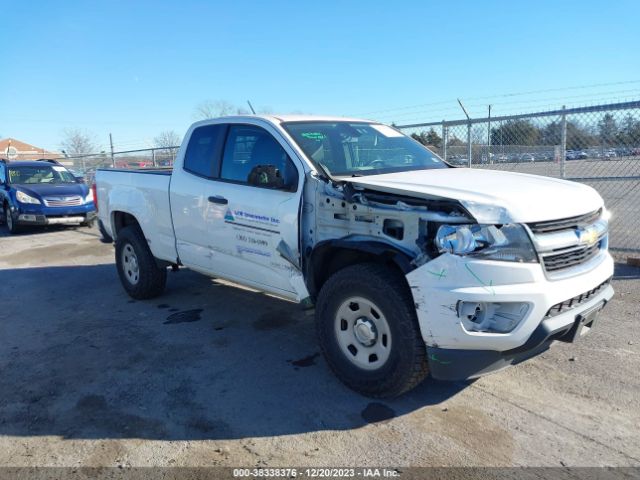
[{"left": 97, "top": 115, "right": 614, "bottom": 397}]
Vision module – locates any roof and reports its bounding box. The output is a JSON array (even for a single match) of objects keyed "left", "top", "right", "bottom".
[
  {"left": 0, "top": 137, "right": 61, "bottom": 160},
  {"left": 1, "top": 160, "right": 60, "bottom": 167},
  {"left": 268, "top": 114, "right": 375, "bottom": 124},
  {"left": 0, "top": 138, "right": 46, "bottom": 152},
  {"left": 200, "top": 114, "right": 377, "bottom": 125}
]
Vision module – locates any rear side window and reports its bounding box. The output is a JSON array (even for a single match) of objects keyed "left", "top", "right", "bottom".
[
  {"left": 183, "top": 124, "right": 226, "bottom": 177},
  {"left": 0, "top": 164, "right": 5, "bottom": 183}
]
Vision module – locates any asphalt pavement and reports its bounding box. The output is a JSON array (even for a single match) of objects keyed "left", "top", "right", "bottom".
[{"left": 0, "top": 225, "right": 639, "bottom": 468}]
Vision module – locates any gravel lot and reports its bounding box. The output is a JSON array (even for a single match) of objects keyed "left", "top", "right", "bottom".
[{"left": 0, "top": 225, "right": 639, "bottom": 468}]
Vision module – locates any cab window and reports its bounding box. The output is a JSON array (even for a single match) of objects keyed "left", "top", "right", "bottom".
[
  {"left": 183, "top": 124, "right": 226, "bottom": 178},
  {"left": 220, "top": 125, "right": 298, "bottom": 191}
]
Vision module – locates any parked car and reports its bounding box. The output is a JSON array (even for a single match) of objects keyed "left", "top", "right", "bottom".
[
  {"left": 97, "top": 115, "right": 613, "bottom": 398},
  {"left": 67, "top": 169, "right": 86, "bottom": 183},
  {"left": 0, "top": 160, "right": 97, "bottom": 234}
]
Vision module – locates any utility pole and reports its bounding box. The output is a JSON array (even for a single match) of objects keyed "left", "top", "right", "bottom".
[
  {"left": 109, "top": 133, "right": 115, "bottom": 168},
  {"left": 487, "top": 105, "right": 492, "bottom": 164}
]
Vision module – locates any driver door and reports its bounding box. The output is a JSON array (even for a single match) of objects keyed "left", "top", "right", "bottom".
[{"left": 203, "top": 123, "right": 303, "bottom": 299}]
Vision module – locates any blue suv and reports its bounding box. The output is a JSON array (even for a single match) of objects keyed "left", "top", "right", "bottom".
[{"left": 0, "top": 159, "right": 97, "bottom": 234}]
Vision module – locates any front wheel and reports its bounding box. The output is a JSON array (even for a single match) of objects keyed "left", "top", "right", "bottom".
[
  {"left": 81, "top": 217, "right": 96, "bottom": 228},
  {"left": 316, "top": 263, "right": 429, "bottom": 398},
  {"left": 4, "top": 205, "right": 21, "bottom": 234},
  {"left": 115, "top": 226, "right": 167, "bottom": 299}
]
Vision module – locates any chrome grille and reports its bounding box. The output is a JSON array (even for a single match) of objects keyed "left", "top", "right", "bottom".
[
  {"left": 541, "top": 242, "right": 602, "bottom": 272},
  {"left": 43, "top": 195, "right": 83, "bottom": 207},
  {"left": 528, "top": 209, "right": 602, "bottom": 234}
]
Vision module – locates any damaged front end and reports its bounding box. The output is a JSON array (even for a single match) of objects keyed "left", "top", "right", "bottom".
[{"left": 300, "top": 173, "right": 612, "bottom": 382}]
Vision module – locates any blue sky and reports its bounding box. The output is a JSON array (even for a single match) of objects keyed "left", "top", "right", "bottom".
[{"left": 1, "top": 0, "right": 639, "bottom": 151}]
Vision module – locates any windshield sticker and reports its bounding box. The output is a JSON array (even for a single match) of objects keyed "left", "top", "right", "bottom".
[
  {"left": 370, "top": 124, "right": 404, "bottom": 138},
  {"left": 301, "top": 132, "right": 325, "bottom": 141},
  {"left": 52, "top": 166, "right": 67, "bottom": 172}
]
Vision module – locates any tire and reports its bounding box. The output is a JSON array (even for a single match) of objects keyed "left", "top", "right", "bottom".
[
  {"left": 97, "top": 219, "right": 113, "bottom": 243},
  {"left": 115, "top": 225, "right": 167, "bottom": 299},
  {"left": 4, "top": 205, "right": 21, "bottom": 234},
  {"left": 316, "top": 263, "right": 429, "bottom": 398},
  {"left": 81, "top": 217, "right": 96, "bottom": 228}
]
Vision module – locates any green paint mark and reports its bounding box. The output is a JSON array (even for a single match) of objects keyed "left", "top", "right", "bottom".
[
  {"left": 427, "top": 268, "right": 447, "bottom": 279},
  {"left": 429, "top": 353, "right": 452, "bottom": 365},
  {"left": 464, "top": 263, "right": 496, "bottom": 295}
]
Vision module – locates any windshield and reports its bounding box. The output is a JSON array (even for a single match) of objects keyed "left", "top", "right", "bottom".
[
  {"left": 8, "top": 165, "right": 77, "bottom": 184},
  {"left": 282, "top": 121, "right": 447, "bottom": 176}
]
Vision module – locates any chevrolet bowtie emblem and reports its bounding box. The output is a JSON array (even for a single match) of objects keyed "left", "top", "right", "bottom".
[{"left": 577, "top": 226, "right": 599, "bottom": 246}]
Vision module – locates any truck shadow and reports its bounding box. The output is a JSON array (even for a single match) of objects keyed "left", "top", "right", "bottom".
[
  {"left": 0, "top": 264, "right": 469, "bottom": 441},
  {"left": 613, "top": 261, "right": 640, "bottom": 280}
]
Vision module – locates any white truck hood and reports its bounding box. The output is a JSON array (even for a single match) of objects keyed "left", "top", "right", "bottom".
[{"left": 340, "top": 168, "right": 603, "bottom": 224}]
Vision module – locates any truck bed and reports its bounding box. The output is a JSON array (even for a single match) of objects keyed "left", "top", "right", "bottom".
[{"left": 96, "top": 167, "right": 177, "bottom": 263}]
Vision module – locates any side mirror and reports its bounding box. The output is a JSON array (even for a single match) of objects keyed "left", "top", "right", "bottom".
[{"left": 247, "top": 164, "right": 285, "bottom": 189}]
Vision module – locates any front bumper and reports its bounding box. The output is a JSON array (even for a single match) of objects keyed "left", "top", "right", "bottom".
[
  {"left": 11, "top": 203, "right": 97, "bottom": 226},
  {"left": 407, "top": 250, "right": 614, "bottom": 380}
]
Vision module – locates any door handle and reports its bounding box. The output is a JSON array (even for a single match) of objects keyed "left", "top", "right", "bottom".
[{"left": 208, "top": 195, "right": 228, "bottom": 205}]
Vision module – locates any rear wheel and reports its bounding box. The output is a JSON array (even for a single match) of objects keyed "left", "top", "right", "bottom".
[
  {"left": 115, "top": 226, "right": 167, "bottom": 299},
  {"left": 316, "top": 263, "right": 429, "bottom": 398}
]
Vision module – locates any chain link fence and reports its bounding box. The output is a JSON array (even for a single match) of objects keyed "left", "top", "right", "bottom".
[
  {"left": 4, "top": 100, "right": 637, "bottom": 255},
  {"left": 45, "top": 147, "right": 180, "bottom": 185},
  {"left": 397, "top": 100, "right": 640, "bottom": 256}
]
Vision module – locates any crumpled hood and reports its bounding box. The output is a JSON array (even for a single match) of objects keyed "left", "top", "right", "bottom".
[
  {"left": 340, "top": 168, "right": 603, "bottom": 223},
  {"left": 14, "top": 182, "right": 88, "bottom": 199}
]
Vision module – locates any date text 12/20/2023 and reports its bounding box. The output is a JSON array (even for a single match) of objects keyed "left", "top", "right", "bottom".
[{"left": 232, "top": 468, "right": 400, "bottom": 477}]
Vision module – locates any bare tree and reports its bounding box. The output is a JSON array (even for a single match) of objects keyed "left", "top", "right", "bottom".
[
  {"left": 60, "top": 129, "right": 96, "bottom": 155},
  {"left": 153, "top": 130, "right": 181, "bottom": 149},
  {"left": 193, "top": 99, "right": 280, "bottom": 119},
  {"left": 194, "top": 100, "right": 239, "bottom": 120}
]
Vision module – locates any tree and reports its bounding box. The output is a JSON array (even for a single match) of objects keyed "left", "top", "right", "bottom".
[
  {"left": 617, "top": 114, "right": 640, "bottom": 146},
  {"left": 411, "top": 132, "right": 427, "bottom": 145},
  {"left": 425, "top": 128, "right": 442, "bottom": 147},
  {"left": 60, "top": 129, "right": 96, "bottom": 155},
  {"left": 153, "top": 130, "right": 181, "bottom": 149},
  {"left": 598, "top": 113, "right": 618, "bottom": 146},
  {"left": 411, "top": 128, "right": 442, "bottom": 147},
  {"left": 490, "top": 120, "right": 540, "bottom": 146},
  {"left": 194, "top": 100, "right": 238, "bottom": 119},
  {"left": 540, "top": 120, "right": 594, "bottom": 150}
]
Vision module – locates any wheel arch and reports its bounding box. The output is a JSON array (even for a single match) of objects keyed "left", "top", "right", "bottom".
[
  {"left": 110, "top": 210, "right": 142, "bottom": 239},
  {"left": 306, "top": 238, "right": 415, "bottom": 299}
]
